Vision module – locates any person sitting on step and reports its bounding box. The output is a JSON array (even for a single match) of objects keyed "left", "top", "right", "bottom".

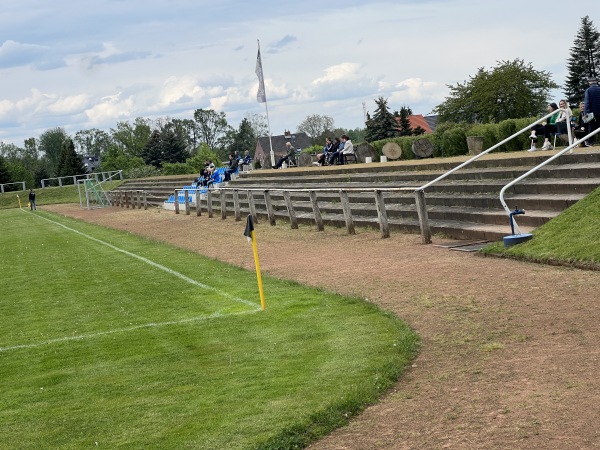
[{"left": 528, "top": 102, "right": 560, "bottom": 151}]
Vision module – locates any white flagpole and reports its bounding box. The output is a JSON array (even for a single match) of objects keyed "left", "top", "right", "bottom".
[{"left": 256, "top": 40, "right": 275, "bottom": 167}]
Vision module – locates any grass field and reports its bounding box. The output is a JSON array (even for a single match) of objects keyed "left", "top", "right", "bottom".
[{"left": 0, "top": 207, "right": 418, "bottom": 449}]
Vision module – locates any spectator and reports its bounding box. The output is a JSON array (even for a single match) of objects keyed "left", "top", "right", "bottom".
[
  {"left": 529, "top": 103, "right": 559, "bottom": 151},
  {"left": 28, "top": 189, "right": 37, "bottom": 211},
  {"left": 328, "top": 137, "right": 345, "bottom": 165},
  {"left": 555, "top": 99, "right": 573, "bottom": 135},
  {"left": 574, "top": 101, "right": 591, "bottom": 147},
  {"left": 338, "top": 134, "right": 355, "bottom": 164},
  {"left": 224, "top": 154, "right": 239, "bottom": 181},
  {"left": 584, "top": 76, "right": 600, "bottom": 145},
  {"left": 273, "top": 142, "right": 295, "bottom": 169},
  {"left": 240, "top": 150, "right": 253, "bottom": 170},
  {"left": 315, "top": 137, "right": 333, "bottom": 166}
]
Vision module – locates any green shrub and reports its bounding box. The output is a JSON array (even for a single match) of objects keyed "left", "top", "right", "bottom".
[
  {"left": 161, "top": 162, "right": 195, "bottom": 176},
  {"left": 498, "top": 119, "right": 521, "bottom": 152},
  {"left": 468, "top": 123, "right": 499, "bottom": 151},
  {"left": 125, "top": 165, "right": 162, "bottom": 179}
]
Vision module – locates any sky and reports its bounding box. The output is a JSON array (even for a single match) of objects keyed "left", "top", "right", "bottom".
[{"left": 0, "top": 0, "right": 597, "bottom": 146}]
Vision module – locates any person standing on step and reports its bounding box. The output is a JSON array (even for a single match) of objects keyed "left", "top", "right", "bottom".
[{"left": 584, "top": 76, "right": 600, "bottom": 146}]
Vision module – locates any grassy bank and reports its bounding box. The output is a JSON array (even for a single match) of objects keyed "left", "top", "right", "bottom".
[
  {"left": 0, "top": 181, "right": 123, "bottom": 210},
  {"left": 482, "top": 186, "right": 600, "bottom": 268}
]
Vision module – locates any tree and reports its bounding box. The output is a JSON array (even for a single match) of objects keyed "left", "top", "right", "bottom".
[
  {"left": 296, "top": 114, "right": 335, "bottom": 144},
  {"left": 57, "top": 138, "right": 85, "bottom": 181},
  {"left": 193, "top": 109, "right": 232, "bottom": 152},
  {"left": 365, "top": 97, "right": 399, "bottom": 142},
  {"left": 229, "top": 118, "right": 257, "bottom": 156},
  {"left": 244, "top": 112, "right": 269, "bottom": 138},
  {"left": 38, "top": 127, "right": 69, "bottom": 177},
  {"left": 564, "top": 16, "right": 600, "bottom": 106},
  {"left": 159, "top": 122, "right": 188, "bottom": 164},
  {"left": 110, "top": 118, "right": 152, "bottom": 158},
  {"left": 396, "top": 105, "right": 413, "bottom": 136},
  {"left": 0, "top": 156, "right": 10, "bottom": 185},
  {"left": 141, "top": 130, "right": 163, "bottom": 168},
  {"left": 99, "top": 144, "right": 145, "bottom": 172},
  {"left": 74, "top": 128, "right": 112, "bottom": 157},
  {"left": 434, "top": 59, "right": 559, "bottom": 123}
]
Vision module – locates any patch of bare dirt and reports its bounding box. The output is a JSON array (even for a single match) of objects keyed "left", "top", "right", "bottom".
[{"left": 45, "top": 204, "right": 600, "bottom": 450}]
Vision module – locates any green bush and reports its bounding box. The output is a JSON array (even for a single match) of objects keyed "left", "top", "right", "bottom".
[
  {"left": 124, "top": 165, "right": 162, "bottom": 179},
  {"left": 161, "top": 162, "right": 195, "bottom": 176},
  {"left": 468, "top": 123, "right": 499, "bottom": 151}
]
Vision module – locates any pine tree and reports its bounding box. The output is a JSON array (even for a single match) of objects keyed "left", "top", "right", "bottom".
[
  {"left": 141, "top": 130, "right": 163, "bottom": 168},
  {"left": 57, "top": 138, "right": 86, "bottom": 182},
  {"left": 397, "top": 105, "right": 413, "bottom": 136},
  {"left": 564, "top": 16, "right": 600, "bottom": 106},
  {"left": 160, "top": 125, "right": 188, "bottom": 164},
  {"left": 365, "top": 97, "right": 400, "bottom": 142},
  {"left": 0, "top": 156, "right": 10, "bottom": 184}
]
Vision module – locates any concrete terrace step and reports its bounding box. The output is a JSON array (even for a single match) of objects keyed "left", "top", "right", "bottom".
[{"left": 111, "top": 147, "right": 600, "bottom": 240}]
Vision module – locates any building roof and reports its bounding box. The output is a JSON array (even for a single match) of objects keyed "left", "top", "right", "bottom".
[
  {"left": 254, "top": 131, "right": 312, "bottom": 166},
  {"left": 407, "top": 114, "right": 433, "bottom": 134}
]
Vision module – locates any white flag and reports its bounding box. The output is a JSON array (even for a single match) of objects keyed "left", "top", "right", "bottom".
[{"left": 255, "top": 49, "right": 266, "bottom": 103}]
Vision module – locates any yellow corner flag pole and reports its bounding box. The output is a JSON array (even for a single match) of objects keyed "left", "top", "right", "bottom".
[
  {"left": 244, "top": 214, "right": 266, "bottom": 310},
  {"left": 16, "top": 194, "right": 22, "bottom": 209}
]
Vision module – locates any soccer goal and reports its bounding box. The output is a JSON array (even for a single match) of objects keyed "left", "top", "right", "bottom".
[{"left": 77, "top": 178, "right": 111, "bottom": 210}]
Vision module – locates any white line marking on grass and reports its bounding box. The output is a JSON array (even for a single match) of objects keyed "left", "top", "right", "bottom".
[
  {"left": 0, "top": 309, "right": 260, "bottom": 353},
  {"left": 25, "top": 210, "right": 260, "bottom": 310}
]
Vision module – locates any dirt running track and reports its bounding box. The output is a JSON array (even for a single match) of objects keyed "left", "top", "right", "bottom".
[{"left": 46, "top": 204, "right": 600, "bottom": 450}]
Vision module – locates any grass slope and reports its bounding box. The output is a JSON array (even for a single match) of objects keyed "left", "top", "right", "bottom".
[
  {"left": 0, "top": 209, "right": 418, "bottom": 449},
  {"left": 482, "top": 186, "right": 600, "bottom": 267},
  {"left": 0, "top": 181, "right": 122, "bottom": 210}
]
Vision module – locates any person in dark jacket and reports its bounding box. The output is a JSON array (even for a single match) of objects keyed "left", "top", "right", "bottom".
[
  {"left": 224, "top": 154, "right": 239, "bottom": 181},
  {"left": 584, "top": 76, "right": 600, "bottom": 145},
  {"left": 28, "top": 189, "right": 37, "bottom": 211},
  {"left": 273, "top": 142, "right": 295, "bottom": 169}
]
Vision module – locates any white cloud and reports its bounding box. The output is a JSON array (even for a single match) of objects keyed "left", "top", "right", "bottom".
[{"left": 84, "top": 92, "right": 134, "bottom": 125}]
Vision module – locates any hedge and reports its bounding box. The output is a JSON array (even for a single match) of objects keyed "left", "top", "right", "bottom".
[{"left": 368, "top": 117, "right": 539, "bottom": 160}]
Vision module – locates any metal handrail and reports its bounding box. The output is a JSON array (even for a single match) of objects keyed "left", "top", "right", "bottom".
[
  {"left": 416, "top": 108, "right": 572, "bottom": 193},
  {"left": 499, "top": 126, "right": 600, "bottom": 235}
]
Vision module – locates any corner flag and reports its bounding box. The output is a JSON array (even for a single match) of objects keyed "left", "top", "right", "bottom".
[
  {"left": 255, "top": 48, "right": 267, "bottom": 103},
  {"left": 244, "top": 214, "right": 266, "bottom": 310}
]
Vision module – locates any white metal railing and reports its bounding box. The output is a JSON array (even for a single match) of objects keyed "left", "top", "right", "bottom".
[
  {"left": 418, "top": 108, "right": 572, "bottom": 192},
  {"left": 41, "top": 170, "right": 123, "bottom": 188},
  {"left": 499, "top": 126, "right": 600, "bottom": 235},
  {"left": 0, "top": 181, "right": 26, "bottom": 193},
  {"left": 415, "top": 108, "right": 573, "bottom": 243}
]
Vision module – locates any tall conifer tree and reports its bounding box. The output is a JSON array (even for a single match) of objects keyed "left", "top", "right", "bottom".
[
  {"left": 564, "top": 16, "right": 600, "bottom": 106},
  {"left": 365, "top": 97, "right": 399, "bottom": 142}
]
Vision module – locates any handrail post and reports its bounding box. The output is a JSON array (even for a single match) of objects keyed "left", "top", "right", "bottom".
[
  {"left": 220, "top": 189, "right": 227, "bottom": 219},
  {"left": 233, "top": 189, "right": 241, "bottom": 221},
  {"left": 185, "top": 189, "right": 190, "bottom": 215},
  {"left": 309, "top": 190, "right": 324, "bottom": 231},
  {"left": 339, "top": 190, "right": 355, "bottom": 235},
  {"left": 374, "top": 190, "right": 390, "bottom": 238},
  {"left": 174, "top": 190, "right": 180, "bottom": 214},
  {"left": 207, "top": 190, "right": 213, "bottom": 218},
  {"left": 283, "top": 191, "right": 298, "bottom": 229},
  {"left": 415, "top": 189, "right": 432, "bottom": 244},
  {"left": 247, "top": 190, "right": 258, "bottom": 223},
  {"left": 264, "top": 190, "right": 276, "bottom": 226},
  {"left": 196, "top": 189, "right": 201, "bottom": 216}
]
